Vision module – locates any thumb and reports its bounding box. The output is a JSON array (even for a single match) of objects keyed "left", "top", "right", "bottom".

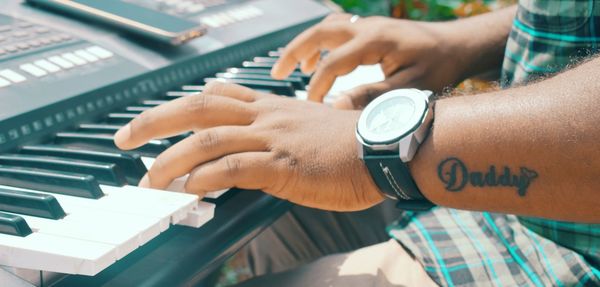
[{"left": 332, "top": 81, "right": 392, "bottom": 110}]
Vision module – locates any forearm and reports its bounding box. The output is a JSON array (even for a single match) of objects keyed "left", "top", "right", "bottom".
[
  {"left": 439, "top": 5, "right": 516, "bottom": 80},
  {"left": 409, "top": 56, "right": 600, "bottom": 223}
]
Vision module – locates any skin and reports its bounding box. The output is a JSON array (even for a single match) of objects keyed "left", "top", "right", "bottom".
[
  {"left": 271, "top": 7, "right": 516, "bottom": 109},
  {"left": 114, "top": 9, "right": 600, "bottom": 222}
]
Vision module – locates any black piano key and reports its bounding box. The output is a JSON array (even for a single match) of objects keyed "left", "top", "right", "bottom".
[
  {"left": 0, "top": 212, "right": 32, "bottom": 237},
  {"left": 54, "top": 132, "right": 171, "bottom": 157},
  {"left": 20, "top": 145, "right": 147, "bottom": 185},
  {"left": 204, "top": 78, "right": 295, "bottom": 97},
  {"left": 0, "top": 154, "right": 127, "bottom": 187},
  {"left": 0, "top": 187, "right": 66, "bottom": 219},
  {"left": 226, "top": 68, "right": 310, "bottom": 84},
  {"left": 77, "top": 123, "right": 121, "bottom": 134},
  {"left": 105, "top": 113, "right": 137, "bottom": 125},
  {"left": 215, "top": 72, "right": 306, "bottom": 90},
  {"left": 0, "top": 165, "right": 104, "bottom": 199}
]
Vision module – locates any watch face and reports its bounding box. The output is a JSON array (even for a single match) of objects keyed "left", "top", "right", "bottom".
[
  {"left": 357, "top": 89, "right": 428, "bottom": 144},
  {"left": 366, "top": 97, "right": 416, "bottom": 136}
]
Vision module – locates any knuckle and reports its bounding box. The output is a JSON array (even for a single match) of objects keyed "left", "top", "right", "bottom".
[
  {"left": 196, "top": 129, "right": 220, "bottom": 150},
  {"left": 273, "top": 150, "right": 298, "bottom": 170},
  {"left": 186, "top": 94, "right": 210, "bottom": 113},
  {"left": 204, "top": 80, "right": 226, "bottom": 95},
  {"left": 224, "top": 156, "right": 242, "bottom": 178}
]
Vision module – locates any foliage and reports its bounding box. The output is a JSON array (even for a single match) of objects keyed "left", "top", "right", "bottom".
[{"left": 331, "top": 0, "right": 515, "bottom": 20}]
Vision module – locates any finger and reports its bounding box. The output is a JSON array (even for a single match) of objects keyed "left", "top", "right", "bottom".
[
  {"left": 272, "top": 21, "right": 352, "bottom": 80},
  {"left": 141, "top": 126, "right": 268, "bottom": 189},
  {"left": 184, "top": 152, "right": 275, "bottom": 194},
  {"left": 300, "top": 51, "right": 320, "bottom": 74},
  {"left": 114, "top": 94, "right": 256, "bottom": 150},
  {"left": 203, "top": 81, "right": 264, "bottom": 102},
  {"left": 308, "top": 40, "right": 379, "bottom": 102},
  {"left": 333, "top": 66, "right": 419, "bottom": 110}
]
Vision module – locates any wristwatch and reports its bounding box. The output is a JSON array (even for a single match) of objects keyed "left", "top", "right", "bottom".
[{"left": 356, "top": 89, "right": 435, "bottom": 210}]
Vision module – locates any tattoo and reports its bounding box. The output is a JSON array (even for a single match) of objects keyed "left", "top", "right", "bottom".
[{"left": 437, "top": 157, "right": 538, "bottom": 197}]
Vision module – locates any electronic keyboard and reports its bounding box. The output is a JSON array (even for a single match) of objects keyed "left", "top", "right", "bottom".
[{"left": 0, "top": 0, "right": 332, "bottom": 286}]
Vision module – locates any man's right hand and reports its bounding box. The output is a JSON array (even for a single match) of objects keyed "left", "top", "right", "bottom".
[{"left": 271, "top": 13, "right": 468, "bottom": 109}]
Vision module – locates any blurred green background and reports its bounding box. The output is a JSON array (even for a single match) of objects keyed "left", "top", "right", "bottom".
[{"left": 330, "top": 0, "right": 515, "bottom": 20}]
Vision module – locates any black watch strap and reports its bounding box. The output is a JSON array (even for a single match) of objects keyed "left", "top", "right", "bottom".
[{"left": 363, "top": 154, "right": 434, "bottom": 211}]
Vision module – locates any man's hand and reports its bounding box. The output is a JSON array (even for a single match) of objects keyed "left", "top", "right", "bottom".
[
  {"left": 114, "top": 82, "right": 384, "bottom": 211},
  {"left": 271, "top": 13, "right": 465, "bottom": 109}
]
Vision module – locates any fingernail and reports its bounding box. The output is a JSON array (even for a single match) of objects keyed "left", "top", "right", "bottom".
[
  {"left": 138, "top": 174, "right": 150, "bottom": 188},
  {"left": 114, "top": 124, "right": 131, "bottom": 148}
]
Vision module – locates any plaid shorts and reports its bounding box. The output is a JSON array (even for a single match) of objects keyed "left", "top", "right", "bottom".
[{"left": 388, "top": 208, "right": 599, "bottom": 286}]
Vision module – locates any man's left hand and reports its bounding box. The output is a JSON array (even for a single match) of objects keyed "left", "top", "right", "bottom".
[{"left": 114, "top": 82, "right": 384, "bottom": 211}]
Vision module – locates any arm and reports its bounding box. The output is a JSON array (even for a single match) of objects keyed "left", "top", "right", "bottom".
[
  {"left": 113, "top": 55, "right": 599, "bottom": 223},
  {"left": 411, "top": 56, "right": 600, "bottom": 223},
  {"left": 441, "top": 5, "right": 516, "bottom": 80},
  {"left": 272, "top": 6, "right": 516, "bottom": 109}
]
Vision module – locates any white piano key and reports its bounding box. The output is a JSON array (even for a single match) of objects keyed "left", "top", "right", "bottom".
[
  {"left": 0, "top": 232, "right": 116, "bottom": 275},
  {"left": 61, "top": 53, "right": 87, "bottom": 66},
  {"left": 7, "top": 213, "right": 138, "bottom": 259},
  {"left": 0, "top": 77, "right": 10, "bottom": 88},
  {"left": 100, "top": 185, "right": 198, "bottom": 224},
  {"left": 0, "top": 69, "right": 26, "bottom": 83},
  {"left": 48, "top": 56, "right": 75, "bottom": 69},
  {"left": 74, "top": 50, "right": 99, "bottom": 62},
  {"left": 141, "top": 157, "right": 229, "bottom": 198},
  {"left": 85, "top": 46, "right": 113, "bottom": 59},
  {"left": 176, "top": 201, "right": 214, "bottom": 228},
  {"left": 66, "top": 209, "right": 161, "bottom": 245},
  {"left": 33, "top": 60, "right": 61, "bottom": 73},
  {"left": 19, "top": 63, "right": 47, "bottom": 77}
]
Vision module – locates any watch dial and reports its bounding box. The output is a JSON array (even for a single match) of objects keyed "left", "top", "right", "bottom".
[{"left": 366, "top": 96, "right": 416, "bottom": 136}]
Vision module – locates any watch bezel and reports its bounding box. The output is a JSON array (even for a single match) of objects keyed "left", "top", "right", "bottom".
[{"left": 357, "top": 89, "right": 429, "bottom": 145}]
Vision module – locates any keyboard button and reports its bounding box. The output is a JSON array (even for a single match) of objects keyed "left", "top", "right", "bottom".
[
  {"left": 34, "top": 27, "right": 50, "bottom": 34},
  {"left": 20, "top": 63, "right": 48, "bottom": 77},
  {"left": 0, "top": 77, "right": 10, "bottom": 88},
  {"left": 0, "top": 187, "right": 65, "bottom": 219},
  {"left": 61, "top": 53, "right": 87, "bottom": 66},
  {"left": 0, "top": 69, "right": 27, "bottom": 83},
  {"left": 20, "top": 145, "right": 147, "bottom": 185},
  {"left": 0, "top": 212, "right": 32, "bottom": 237},
  {"left": 0, "top": 154, "right": 127, "bottom": 187},
  {"left": 12, "top": 31, "right": 29, "bottom": 38},
  {"left": 74, "top": 50, "right": 99, "bottom": 62},
  {"left": 86, "top": 46, "right": 113, "bottom": 59},
  {"left": 4, "top": 45, "right": 18, "bottom": 53},
  {"left": 0, "top": 166, "right": 104, "bottom": 199},
  {"left": 48, "top": 56, "right": 75, "bottom": 69},
  {"left": 34, "top": 59, "right": 61, "bottom": 73}
]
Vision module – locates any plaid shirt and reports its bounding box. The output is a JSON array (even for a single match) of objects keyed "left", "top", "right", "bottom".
[{"left": 388, "top": 1, "right": 600, "bottom": 286}]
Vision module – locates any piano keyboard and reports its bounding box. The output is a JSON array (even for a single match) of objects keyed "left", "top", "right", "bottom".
[
  {"left": 0, "top": 48, "right": 313, "bottom": 276},
  {"left": 0, "top": 45, "right": 389, "bottom": 279}
]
